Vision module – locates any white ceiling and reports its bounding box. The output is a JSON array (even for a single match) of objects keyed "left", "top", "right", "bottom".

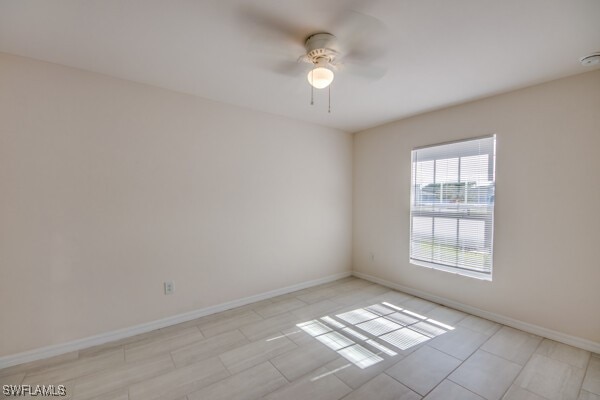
[{"left": 1, "top": 0, "right": 599, "bottom": 132}]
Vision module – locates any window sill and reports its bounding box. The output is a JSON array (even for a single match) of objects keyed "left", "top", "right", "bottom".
[{"left": 409, "top": 259, "right": 492, "bottom": 281}]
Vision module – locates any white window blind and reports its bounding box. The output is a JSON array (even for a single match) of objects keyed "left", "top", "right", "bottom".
[{"left": 410, "top": 135, "right": 496, "bottom": 280}]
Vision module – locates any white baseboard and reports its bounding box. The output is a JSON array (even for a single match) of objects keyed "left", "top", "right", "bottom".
[
  {"left": 0, "top": 271, "right": 351, "bottom": 370},
  {"left": 352, "top": 271, "right": 600, "bottom": 354}
]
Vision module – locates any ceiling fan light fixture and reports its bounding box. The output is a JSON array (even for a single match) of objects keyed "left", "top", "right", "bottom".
[{"left": 308, "top": 67, "right": 334, "bottom": 89}]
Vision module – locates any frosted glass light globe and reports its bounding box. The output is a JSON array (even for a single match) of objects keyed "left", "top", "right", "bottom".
[{"left": 307, "top": 67, "right": 334, "bottom": 89}]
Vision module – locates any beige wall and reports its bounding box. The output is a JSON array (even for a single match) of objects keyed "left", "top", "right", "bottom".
[
  {"left": 353, "top": 70, "right": 600, "bottom": 343},
  {"left": 0, "top": 53, "right": 353, "bottom": 356}
]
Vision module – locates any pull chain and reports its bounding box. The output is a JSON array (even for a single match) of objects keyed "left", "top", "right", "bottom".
[
  {"left": 328, "top": 84, "right": 331, "bottom": 113},
  {"left": 310, "top": 68, "right": 314, "bottom": 105}
]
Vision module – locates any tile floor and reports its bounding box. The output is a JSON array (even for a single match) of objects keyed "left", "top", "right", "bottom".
[{"left": 1, "top": 277, "right": 598, "bottom": 400}]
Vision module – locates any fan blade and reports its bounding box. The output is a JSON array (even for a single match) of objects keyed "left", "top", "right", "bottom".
[
  {"left": 248, "top": 53, "right": 310, "bottom": 77},
  {"left": 340, "top": 46, "right": 387, "bottom": 63},
  {"left": 236, "top": 5, "right": 307, "bottom": 48},
  {"left": 271, "top": 59, "right": 310, "bottom": 77},
  {"left": 331, "top": 9, "right": 389, "bottom": 62},
  {"left": 338, "top": 61, "right": 387, "bottom": 81}
]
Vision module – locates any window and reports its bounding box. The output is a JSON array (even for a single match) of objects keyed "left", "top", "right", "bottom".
[{"left": 409, "top": 135, "right": 496, "bottom": 280}]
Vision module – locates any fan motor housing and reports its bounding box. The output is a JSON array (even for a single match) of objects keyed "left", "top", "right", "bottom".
[{"left": 305, "top": 33, "right": 338, "bottom": 63}]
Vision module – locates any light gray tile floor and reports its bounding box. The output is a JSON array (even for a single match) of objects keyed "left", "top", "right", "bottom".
[{"left": 0, "top": 277, "right": 595, "bottom": 400}]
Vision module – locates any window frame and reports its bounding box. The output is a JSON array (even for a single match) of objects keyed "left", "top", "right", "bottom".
[{"left": 408, "top": 135, "right": 496, "bottom": 281}]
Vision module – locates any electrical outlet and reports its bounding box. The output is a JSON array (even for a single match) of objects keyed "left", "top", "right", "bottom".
[{"left": 164, "top": 281, "right": 174, "bottom": 295}]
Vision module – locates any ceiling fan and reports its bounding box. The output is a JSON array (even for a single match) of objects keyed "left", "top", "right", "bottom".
[{"left": 237, "top": 5, "right": 388, "bottom": 112}]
